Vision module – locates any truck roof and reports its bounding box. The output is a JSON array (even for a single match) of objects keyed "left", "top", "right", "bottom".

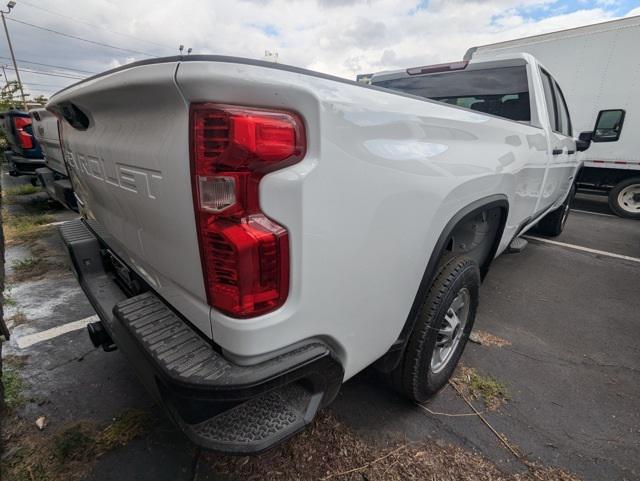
[{"left": 368, "top": 53, "right": 534, "bottom": 84}]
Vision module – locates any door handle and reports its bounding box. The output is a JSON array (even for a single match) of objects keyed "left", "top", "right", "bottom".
[
  {"left": 567, "top": 150, "right": 576, "bottom": 155},
  {"left": 552, "top": 148, "right": 563, "bottom": 155}
]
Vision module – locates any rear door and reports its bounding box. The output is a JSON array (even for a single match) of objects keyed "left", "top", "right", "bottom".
[
  {"left": 538, "top": 68, "right": 576, "bottom": 212},
  {"left": 371, "top": 62, "right": 549, "bottom": 222},
  {"left": 552, "top": 79, "right": 578, "bottom": 197}
]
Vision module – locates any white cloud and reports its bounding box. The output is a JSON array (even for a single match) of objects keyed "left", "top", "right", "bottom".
[
  {"left": 626, "top": 6, "right": 640, "bottom": 16},
  {"left": 4, "top": 0, "right": 636, "bottom": 97}
]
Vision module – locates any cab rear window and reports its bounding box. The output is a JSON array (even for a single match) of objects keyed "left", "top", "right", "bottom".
[{"left": 373, "top": 66, "right": 531, "bottom": 122}]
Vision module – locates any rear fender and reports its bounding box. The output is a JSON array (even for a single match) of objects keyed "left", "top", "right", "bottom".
[{"left": 375, "top": 194, "right": 508, "bottom": 372}]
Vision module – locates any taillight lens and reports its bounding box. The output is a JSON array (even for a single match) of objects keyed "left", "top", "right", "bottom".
[
  {"left": 190, "top": 104, "right": 306, "bottom": 318},
  {"left": 14, "top": 117, "right": 33, "bottom": 149}
]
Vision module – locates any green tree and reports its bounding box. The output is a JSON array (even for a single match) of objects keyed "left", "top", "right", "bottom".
[
  {"left": 0, "top": 81, "right": 23, "bottom": 150},
  {"left": 0, "top": 81, "right": 22, "bottom": 111},
  {"left": 33, "top": 94, "right": 48, "bottom": 105}
]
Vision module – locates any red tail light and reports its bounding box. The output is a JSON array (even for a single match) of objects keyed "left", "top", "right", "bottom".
[
  {"left": 190, "top": 103, "right": 306, "bottom": 318},
  {"left": 14, "top": 117, "right": 34, "bottom": 149}
]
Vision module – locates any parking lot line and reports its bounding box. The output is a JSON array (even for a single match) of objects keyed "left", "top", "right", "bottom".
[
  {"left": 15, "top": 315, "right": 98, "bottom": 349},
  {"left": 571, "top": 208, "right": 616, "bottom": 218},
  {"left": 524, "top": 235, "right": 640, "bottom": 264}
]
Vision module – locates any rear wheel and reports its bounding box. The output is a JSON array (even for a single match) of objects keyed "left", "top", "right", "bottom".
[
  {"left": 392, "top": 255, "right": 480, "bottom": 403},
  {"left": 533, "top": 184, "right": 576, "bottom": 236},
  {"left": 608, "top": 178, "right": 640, "bottom": 219}
]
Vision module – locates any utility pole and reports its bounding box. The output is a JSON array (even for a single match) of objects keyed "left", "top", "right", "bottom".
[{"left": 1, "top": 1, "right": 27, "bottom": 110}]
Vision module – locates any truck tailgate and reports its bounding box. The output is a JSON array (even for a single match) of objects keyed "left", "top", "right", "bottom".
[
  {"left": 48, "top": 60, "right": 211, "bottom": 337},
  {"left": 31, "top": 109, "right": 67, "bottom": 175}
]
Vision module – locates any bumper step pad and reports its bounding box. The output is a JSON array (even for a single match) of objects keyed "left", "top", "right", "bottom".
[
  {"left": 185, "top": 383, "right": 314, "bottom": 452},
  {"left": 114, "top": 291, "right": 326, "bottom": 453}
]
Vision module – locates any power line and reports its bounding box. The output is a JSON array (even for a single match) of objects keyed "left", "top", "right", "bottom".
[
  {"left": 22, "top": 81, "right": 66, "bottom": 88},
  {"left": 17, "top": 0, "right": 174, "bottom": 53},
  {"left": 7, "top": 17, "right": 158, "bottom": 57},
  {"left": 4, "top": 65, "right": 85, "bottom": 80},
  {"left": 0, "top": 55, "right": 96, "bottom": 74}
]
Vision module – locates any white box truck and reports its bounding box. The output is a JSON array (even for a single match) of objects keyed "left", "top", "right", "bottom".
[{"left": 466, "top": 15, "right": 640, "bottom": 218}]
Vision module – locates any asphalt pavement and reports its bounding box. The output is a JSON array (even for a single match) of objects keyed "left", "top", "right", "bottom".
[{"left": 333, "top": 193, "right": 639, "bottom": 481}]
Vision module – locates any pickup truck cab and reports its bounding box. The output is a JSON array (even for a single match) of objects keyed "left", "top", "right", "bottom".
[
  {"left": 30, "top": 108, "right": 78, "bottom": 210},
  {"left": 0, "top": 110, "right": 45, "bottom": 177},
  {"left": 49, "top": 52, "right": 584, "bottom": 454}
]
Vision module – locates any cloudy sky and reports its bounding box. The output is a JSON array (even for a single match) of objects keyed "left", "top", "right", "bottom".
[{"left": 2, "top": 0, "right": 639, "bottom": 99}]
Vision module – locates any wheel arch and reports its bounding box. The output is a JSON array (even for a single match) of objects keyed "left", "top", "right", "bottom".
[{"left": 375, "top": 194, "right": 509, "bottom": 372}]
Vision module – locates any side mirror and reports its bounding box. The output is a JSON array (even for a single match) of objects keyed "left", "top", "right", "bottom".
[{"left": 576, "top": 131, "right": 592, "bottom": 152}]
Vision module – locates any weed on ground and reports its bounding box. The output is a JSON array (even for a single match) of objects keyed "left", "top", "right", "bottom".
[
  {"left": 3, "top": 289, "right": 17, "bottom": 307},
  {"left": 19, "top": 196, "right": 64, "bottom": 215},
  {"left": 1, "top": 409, "right": 152, "bottom": 481},
  {"left": 2, "top": 356, "right": 25, "bottom": 414},
  {"left": 452, "top": 366, "right": 510, "bottom": 411},
  {"left": 206, "top": 411, "right": 581, "bottom": 481},
  {"left": 4, "top": 213, "right": 55, "bottom": 246},
  {"left": 1, "top": 365, "right": 24, "bottom": 412},
  {"left": 3, "top": 184, "right": 41, "bottom": 197},
  {"left": 10, "top": 257, "right": 59, "bottom": 282},
  {"left": 470, "top": 330, "right": 512, "bottom": 347},
  {"left": 98, "top": 409, "right": 153, "bottom": 451},
  {"left": 5, "top": 310, "right": 27, "bottom": 327}
]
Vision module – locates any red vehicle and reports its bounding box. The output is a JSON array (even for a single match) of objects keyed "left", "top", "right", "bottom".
[{"left": 0, "top": 110, "right": 45, "bottom": 177}]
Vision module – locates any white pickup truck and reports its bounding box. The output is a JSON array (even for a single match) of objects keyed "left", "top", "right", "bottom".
[
  {"left": 30, "top": 108, "right": 78, "bottom": 211},
  {"left": 49, "top": 52, "right": 588, "bottom": 454}
]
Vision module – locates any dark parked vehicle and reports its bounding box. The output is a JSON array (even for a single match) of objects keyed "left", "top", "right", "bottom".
[{"left": 0, "top": 110, "right": 45, "bottom": 177}]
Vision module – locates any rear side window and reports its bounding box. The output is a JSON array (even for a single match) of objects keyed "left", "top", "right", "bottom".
[
  {"left": 373, "top": 66, "right": 531, "bottom": 122},
  {"left": 593, "top": 109, "right": 625, "bottom": 142},
  {"left": 540, "top": 70, "right": 558, "bottom": 132},
  {"left": 554, "top": 81, "right": 572, "bottom": 137}
]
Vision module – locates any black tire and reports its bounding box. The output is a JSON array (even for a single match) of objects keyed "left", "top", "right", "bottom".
[
  {"left": 533, "top": 184, "right": 576, "bottom": 236},
  {"left": 608, "top": 178, "right": 640, "bottom": 219},
  {"left": 392, "top": 255, "right": 480, "bottom": 403}
]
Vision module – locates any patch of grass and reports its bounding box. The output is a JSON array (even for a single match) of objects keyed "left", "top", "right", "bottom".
[
  {"left": 3, "top": 354, "right": 29, "bottom": 368},
  {"left": 12, "top": 256, "right": 45, "bottom": 271},
  {"left": 10, "top": 257, "right": 50, "bottom": 282},
  {"left": 97, "top": 409, "right": 152, "bottom": 451},
  {"left": 2, "top": 409, "right": 153, "bottom": 481},
  {"left": 52, "top": 423, "right": 96, "bottom": 463},
  {"left": 4, "top": 213, "right": 55, "bottom": 245},
  {"left": 3, "top": 290, "right": 17, "bottom": 307},
  {"left": 21, "top": 196, "right": 64, "bottom": 214},
  {"left": 2, "top": 366, "right": 24, "bottom": 411},
  {"left": 206, "top": 411, "right": 582, "bottom": 481},
  {"left": 4, "top": 184, "right": 41, "bottom": 196},
  {"left": 6, "top": 310, "right": 28, "bottom": 326},
  {"left": 453, "top": 366, "right": 509, "bottom": 411},
  {"left": 49, "top": 409, "right": 151, "bottom": 462}
]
